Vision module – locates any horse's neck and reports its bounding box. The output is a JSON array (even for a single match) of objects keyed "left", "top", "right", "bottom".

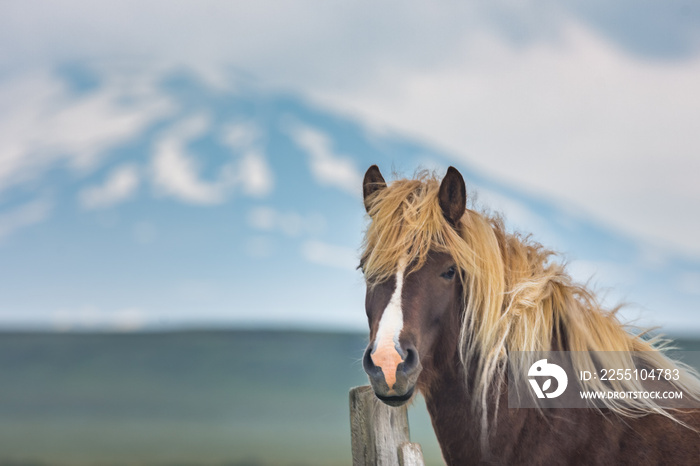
[
  {"left": 418, "top": 336, "right": 487, "bottom": 463},
  {"left": 420, "top": 345, "right": 531, "bottom": 464},
  {"left": 421, "top": 352, "right": 481, "bottom": 464}
]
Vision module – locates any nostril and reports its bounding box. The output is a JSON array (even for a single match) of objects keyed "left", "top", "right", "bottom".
[
  {"left": 403, "top": 347, "right": 419, "bottom": 371},
  {"left": 362, "top": 345, "right": 382, "bottom": 376}
]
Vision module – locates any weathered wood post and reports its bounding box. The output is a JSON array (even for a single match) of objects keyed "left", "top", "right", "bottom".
[{"left": 350, "top": 385, "right": 426, "bottom": 466}]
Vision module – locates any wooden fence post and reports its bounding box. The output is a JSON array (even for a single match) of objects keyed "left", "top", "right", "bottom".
[{"left": 350, "top": 385, "right": 426, "bottom": 466}]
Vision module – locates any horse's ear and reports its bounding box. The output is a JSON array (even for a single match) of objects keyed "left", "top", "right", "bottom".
[
  {"left": 438, "top": 166, "right": 466, "bottom": 226},
  {"left": 363, "top": 165, "right": 387, "bottom": 214}
]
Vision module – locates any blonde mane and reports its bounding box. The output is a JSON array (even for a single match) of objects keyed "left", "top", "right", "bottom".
[{"left": 361, "top": 171, "right": 700, "bottom": 438}]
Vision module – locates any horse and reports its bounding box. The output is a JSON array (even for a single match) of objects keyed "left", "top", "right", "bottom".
[{"left": 359, "top": 165, "right": 700, "bottom": 465}]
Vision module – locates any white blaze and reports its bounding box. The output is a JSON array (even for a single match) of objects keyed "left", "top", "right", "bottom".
[{"left": 373, "top": 259, "right": 406, "bottom": 354}]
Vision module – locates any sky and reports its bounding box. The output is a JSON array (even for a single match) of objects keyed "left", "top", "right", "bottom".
[{"left": 0, "top": 1, "right": 699, "bottom": 333}]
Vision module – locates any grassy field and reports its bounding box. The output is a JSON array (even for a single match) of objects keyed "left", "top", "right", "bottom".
[{"left": 0, "top": 330, "right": 697, "bottom": 465}]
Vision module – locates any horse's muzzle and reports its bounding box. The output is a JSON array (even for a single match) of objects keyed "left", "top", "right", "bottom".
[{"left": 362, "top": 343, "right": 421, "bottom": 406}]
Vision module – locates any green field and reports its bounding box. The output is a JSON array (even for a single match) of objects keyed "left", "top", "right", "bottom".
[{"left": 0, "top": 331, "right": 698, "bottom": 465}]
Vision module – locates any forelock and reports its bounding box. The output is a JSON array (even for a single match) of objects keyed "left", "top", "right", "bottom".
[{"left": 361, "top": 172, "right": 464, "bottom": 284}]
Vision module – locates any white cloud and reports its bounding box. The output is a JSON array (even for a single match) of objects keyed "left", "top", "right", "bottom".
[
  {"left": 237, "top": 150, "right": 274, "bottom": 197},
  {"left": 248, "top": 206, "right": 277, "bottom": 231},
  {"left": 152, "top": 144, "right": 226, "bottom": 204},
  {"left": 287, "top": 122, "right": 362, "bottom": 196},
  {"left": 0, "top": 69, "right": 173, "bottom": 194},
  {"left": 0, "top": 2, "right": 515, "bottom": 92},
  {"left": 152, "top": 116, "right": 274, "bottom": 204},
  {"left": 221, "top": 122, "right": 274, "bottom": 197},
  {"left": 78, "top": 164, "right": 139, "bottom": 209},
  {"left": 309, "top": 23, "right": 700, "bottom": 257},
  {"left": 2, "top": 4, "right": 698, "bottom": 257},
  {"left": 0, "top": 199, "right": 51, "bottom": 241},
  {"left": 301, "top": 240, "right": 357, "bottom": 270},
  {"left": 221, "top": 121, "right": 262, "bottom": 149},
  {"left": 151, "top": 114, "right": 228, "bottom": 204},
  {"left": 248, "top": 206, "right": 326, "bottom": 237}
]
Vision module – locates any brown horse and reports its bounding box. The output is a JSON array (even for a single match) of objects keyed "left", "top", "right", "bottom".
[{"left": 360, "top": 165, "right": 700, "bottom": 465}]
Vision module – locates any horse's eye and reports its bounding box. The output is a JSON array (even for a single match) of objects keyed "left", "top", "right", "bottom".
[{"left": 441, "top": 266, "right": 456, "bottom": 280}]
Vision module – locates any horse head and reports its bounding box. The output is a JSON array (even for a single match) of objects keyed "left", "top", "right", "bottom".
[{"left": 360, "top": 165, "right": 466, "bottom": 406}]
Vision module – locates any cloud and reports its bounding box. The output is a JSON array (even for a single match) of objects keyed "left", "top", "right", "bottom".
[
  {"left": 239, "top": 151, "right": 273, "bottom": 197},
  {"left": 221, "top": 122, "right": 273, "bottom": 197},
  {"left": 221, "top": 121, "right": 262, "bottom": 150},
  {"left": 248, "top": 206, "right": 326, "bottom": 237},
  {"left": 78, "top": 164, "right": 139, "bottom": 209},
  {"left": 301, "top": 240, "right": 357, "bottom": 270},
  {"left": 4, "top": 3, "right": 697, "bottom": 89},
  {"left": 248, "top": 207, "right": 300, "bottom": 236},
  {"left": 152, "top": 116, "right": 274, "bottom": 204},
  {"left": 151, "top": 145, "right": 225, "bottom": 204},
  {"left": 0, "top": 69, "right": 173, "bottom": 194},
  {"left": 287, "top": 122, "right": 362, "bottom": 196},
  {"left": 248, "top": 206, "right": 277, "bottom": 230},
  {"left": 151, "top": 114, "right": 227, "bottom": 204},
  {"left": 2, "top": 4, "right": 699, "bottom": 257},
  {"left": 311, "top": 22, "right": 700, "bottom": 258},
  {"left": 0, "top": 199, "right": 51, "bottom": 241}
]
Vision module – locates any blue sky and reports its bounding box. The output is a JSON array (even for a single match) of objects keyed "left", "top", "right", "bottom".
[{"left": 0, "top": 2, "right": 699, "bottom": 333}]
